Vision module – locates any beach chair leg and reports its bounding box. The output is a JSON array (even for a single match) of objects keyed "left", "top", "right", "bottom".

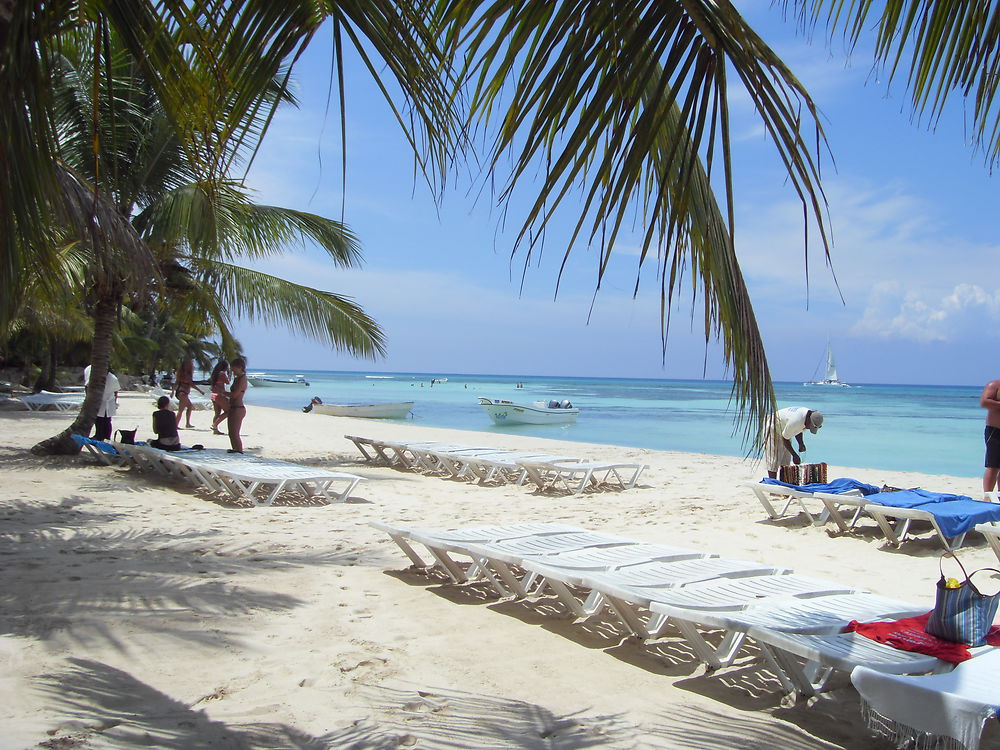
[
  {"left": 868, "top": 511, "right": 902, "bottom": 546},
  {"left": 541, "top": 578, "right": 589, "bottom": 618},
  {"left": 603, "top": 596, "right": 654, "bottom": 639},
  {"left": 425, "top": 548, "right": 468, "bottom": 583},
  {"left": 750, "top": 486, "right": 783, "bottom": 520},
  {"left": 386, "top": 533, "right": 430, "bottom": 568},
  {"left": 669, "top": 621, "right": 747, "bottom": 669},
  {"left": 477, "top": 557, "right": 529, "bottom": 598}
]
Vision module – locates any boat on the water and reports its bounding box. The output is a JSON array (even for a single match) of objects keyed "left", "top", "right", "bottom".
[
  {"left": 804, "top": 342, "right": 851, "bottom": 387},
  {"left": 310, "top": 400, "right": 414, "bottom": 419},
  {"left": 478, "top": 397, "right": 579, "bottom": 425},
  {"left": 248, "top": 373, "right": 310, "bottom": 387}
]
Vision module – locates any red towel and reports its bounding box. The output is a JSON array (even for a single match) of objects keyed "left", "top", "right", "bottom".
[{"left": 845, "top": 612, "right": 1000, "bottom": 663}]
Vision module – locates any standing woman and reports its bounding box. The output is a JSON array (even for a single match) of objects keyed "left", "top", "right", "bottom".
[
  {"left": 209, "top": 359, "right": 230, "bottom": 435},
  {"left": 171, "top": 359, "right": 204, "bottom": 429},
  {"left": 227, "top": 357, "right": 248, "bottom": 454}
]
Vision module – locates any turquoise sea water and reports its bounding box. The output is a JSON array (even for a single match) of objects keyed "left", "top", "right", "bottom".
[{"left": 241, "top": 370, "right": 985, "bottom": 478}]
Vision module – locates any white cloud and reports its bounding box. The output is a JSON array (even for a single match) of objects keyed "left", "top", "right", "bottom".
[{"left": 852, "top": 282, "right": 1000, "bottom": 342}]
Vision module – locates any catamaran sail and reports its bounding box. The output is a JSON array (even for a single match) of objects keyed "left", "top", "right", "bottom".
[{"left": 804, "top": 342, "right": 851, "bottom": 387}]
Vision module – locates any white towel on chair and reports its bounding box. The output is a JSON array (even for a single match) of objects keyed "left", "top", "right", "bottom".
[{"left": 851, "top": 649, "right": 1000, "bottom": 750}]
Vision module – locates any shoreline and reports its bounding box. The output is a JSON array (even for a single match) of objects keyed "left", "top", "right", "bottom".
[{"left": 1, "top": 396, "right": 996, "bottom": 747}]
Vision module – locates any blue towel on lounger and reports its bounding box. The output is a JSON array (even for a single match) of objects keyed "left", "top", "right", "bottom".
[
  {"left": 71, "top": 433, "right": 118, "bottom": 455},
  {"left": 914, "top": 499, "right": 1000, "bottom": 538},
  {"left": 864, "top": 489, "right": 971, "bottom": 508},
  {"left": 761, "top": 477, "right": 881, "bottom": 495}
]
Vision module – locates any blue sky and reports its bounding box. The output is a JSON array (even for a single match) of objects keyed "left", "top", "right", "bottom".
[{"left": 237, "top": 7, "right": 999, "bottom": 386}]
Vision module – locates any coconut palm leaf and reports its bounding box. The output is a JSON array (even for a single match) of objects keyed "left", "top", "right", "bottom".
[
  {"left": 782, "top": 0, "right": 1000, "bottom": 165},
  {"left": 187, "top": 258, "right": 386, "bottom": 358},
  {"left": 440, "top": 0, "right": 811, "bottom": 436},
  {"left": 135, "top": 182, "right": 363, "bottom": 266}
]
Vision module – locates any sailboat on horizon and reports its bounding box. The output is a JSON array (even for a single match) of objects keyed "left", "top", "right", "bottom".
[{"left": 804, "top": 341, "right": 851, "bottom": 387}]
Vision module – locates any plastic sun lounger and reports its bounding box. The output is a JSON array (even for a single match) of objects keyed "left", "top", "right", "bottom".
[
  {"left": 344, "top": 435, "right": 396, "bottom": 465},
  {"left": 862, "top": 500, "right": 1000, "bottom": 551},
  {"left": 159, "top": 450, "right": 364, "bottom": 506},
  {"left": 518, "top": 460, "right": 647, "bottom": 494},
  {"left": 521, "top": 555, "right": 774, "bottom": 621},
  {"left": 113, "top": 443, "right": 364, "bottom": 506},
  {"left": 590, "top": 573, "right": 856, "bottom": 641},
  {"left": 744, "top": 480, "right": 872, "bottom": 528},
  {"left": 368, "top": 521, "right": 587, "bottom": 581},
  {"left": 461, "top": 453, "right": 581, "bottom": 485},
  {"left": 746, "top": 627, "right": 962, "bottom": 698},
  {"left": 851, "top": 648, "right": 1000, "bottom": 750},
  {"left": 469, "top": 541, "right": 713, "bottom": 601},
  {"left": 648, "top": 592, "right": 925, "bottom": 671},
  {"left": 424, "top": 531, "right": 634, "bottom": 591},
  {"left": 71, "top": 434, "right": 120, "bottom": 465},
  {"left": 17, "top": 391, "right": 84, "bottom": 412}
]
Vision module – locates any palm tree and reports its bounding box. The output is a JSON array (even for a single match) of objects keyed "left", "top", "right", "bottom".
[{"left": 27, "top": 24, "right": 386, "bottom": 454}]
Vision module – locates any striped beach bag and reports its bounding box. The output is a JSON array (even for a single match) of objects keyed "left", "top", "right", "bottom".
[{"left": 925, "top": 553, "right": 1000, "bottom": 647}]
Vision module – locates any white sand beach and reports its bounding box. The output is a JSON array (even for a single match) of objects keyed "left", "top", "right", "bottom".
[{"left": 2, "top": 393, "right": 998, "bottom": 749}]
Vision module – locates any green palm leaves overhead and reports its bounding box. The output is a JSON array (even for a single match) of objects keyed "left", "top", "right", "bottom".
[{"left": 783, "top": 0, "right": 1000, "bottom": 166}]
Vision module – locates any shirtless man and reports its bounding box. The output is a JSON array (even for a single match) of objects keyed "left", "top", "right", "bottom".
[{"left": 981, "top": 378, "right": 1000, "bottom": 494}]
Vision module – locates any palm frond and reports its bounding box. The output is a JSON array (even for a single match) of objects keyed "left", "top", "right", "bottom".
[
  {"left": 441, "top": 0, "right": 814, "bottom": 437},
  {"left": 782, "top": 0, "right": 1000, "bottom": 165},
  {"left": 188, "top": 257, "right": 386, "bottom": 358},
  {"left": 135, "top": 181, "right": 363, "bottom": 265}
]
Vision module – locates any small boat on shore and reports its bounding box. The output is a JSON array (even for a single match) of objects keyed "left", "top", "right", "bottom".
[
  {"left": 478, "top": 397, "right": 579, "bottom": 425},
  {"left": 309, "top": 400, "right": 414, "bottom": 419},
  {"left": 248, "top": 373, "right": 310, "bottom": 387}
]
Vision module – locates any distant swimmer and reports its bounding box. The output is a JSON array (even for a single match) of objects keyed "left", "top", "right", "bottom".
[
  {"left": 764, "top": 407, "right": 824, "bottom": 479},
  {"left": 981, "top": 378, "right": 1000, "bottom": 495}
]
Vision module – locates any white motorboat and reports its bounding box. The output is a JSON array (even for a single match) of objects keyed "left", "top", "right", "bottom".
[
  {"left": 309, "top": 401, "right": 414, "bottom": 419},
  {"left": 478, "top": 397, "right": 579, "bottom": 425},
  {"left": 248, "top": 373, "right": 310, "bottom": 387},
  {"left": 804, "top": 342, "right": 851, "bottom": 387}
]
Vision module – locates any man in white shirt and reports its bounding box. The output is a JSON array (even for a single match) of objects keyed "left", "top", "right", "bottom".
[
  {"left": 765, "top": 406, "right": 824, "bottom": 479},
  {"left": 83, "top": 364, "right": 120, "bottom": 441}
]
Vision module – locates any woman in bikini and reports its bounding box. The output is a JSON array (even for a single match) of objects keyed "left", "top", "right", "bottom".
[
  {"left": 227, "top": 357, "right": 248, "bottom": 453},
  {"left": 209, "top": 359, "right": 230, "bottom": 435},
  {"left": 171, "top": 359, "right": 204, "bottom": 428}
]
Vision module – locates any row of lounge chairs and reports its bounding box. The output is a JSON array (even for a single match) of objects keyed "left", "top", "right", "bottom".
[
  {"left": 747, "top": 478, "right": 1000, "bottom": 553},
  {"left": 15, "top": 390, "right": 84, "bottom": 411},
  {"left": 106, "top": 441, "right": 364, "bottom": 506},
  {"left": 371, "top": 521, "right": 1000, "bottom": 748},
  {"left": 346, "top": 435, "right": 646, "bottom": 494}
]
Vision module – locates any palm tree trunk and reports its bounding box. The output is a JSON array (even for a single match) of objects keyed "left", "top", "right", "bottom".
[
  {"left": 32, "top": 337, "right": 57, "bottom": 392},
  {"left": 31, "top": 293, "right": 117, "bottom": 455}
]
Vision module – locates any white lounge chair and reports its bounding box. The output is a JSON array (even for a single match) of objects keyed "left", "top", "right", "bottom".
[
  {"left": 649, "top": 592, "right": 924, "bottom": 671},
  {"left": 593, "top": 573, "right": 855, "bottom": 641},
  {"left": 522, "top": 556, "right": 775, "bottom": 621},
  {"left": 747, "top": 627, "right": 961, "bottom": 698},
  {"left": 518, "top": 459, "right": 647, "bottom": 494},
  {"left": 862, "top": 497, "right": 1000, "bottom": 551},
  {"left": 744, "top": 479, "right": 870, "bottom": 528},
  {"left": 17, "top": 390, "right": 84, "bottom": 412},
  {"left": 71, "top": 434, "right": 120, "bottom": 466},
  {"left": 113, "top": 443, "right": 364, "bottom": 506},
  {"left": 851, "top": 648, "right": 1000, "bottom": 750},
  {"left": 368, "top": 521, "right": 586, "bottom": 581}
]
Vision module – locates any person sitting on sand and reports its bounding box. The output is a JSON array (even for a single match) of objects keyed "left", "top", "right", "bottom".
[
  {"left": 227, "top": 357, "right": 248, "bottom": 454},
  {"left": 149, "top": 396, "right": 181, "bottom": 451},
  {"left": 765, "top": 406, "right": 824, "bottom": 479},
  {"left": 209, "top": 359, "right": 230, "bottom": 435},
  {"left": 171, "top": 359, "right": 204, "bottom": 429}
]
